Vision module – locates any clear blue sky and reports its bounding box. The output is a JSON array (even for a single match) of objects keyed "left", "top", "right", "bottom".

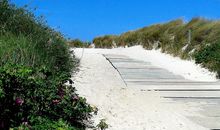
[{"left": 12, "top": 0, "right": 220, "bottom": 41}]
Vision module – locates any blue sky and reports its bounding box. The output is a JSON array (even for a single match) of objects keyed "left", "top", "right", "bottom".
[{"left": 12, "top": 0, "right": 220, "bottom": 41}]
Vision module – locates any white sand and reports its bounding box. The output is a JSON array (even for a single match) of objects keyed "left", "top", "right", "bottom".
[
  {"left": 74, "top": 45, "right": 217, "bottom": 82},
  {"left": 118, "top": 46, "right": 217, "bottom": 82},
  {"left": 71, "top": 46, "right": 211, "bottom": 130}
]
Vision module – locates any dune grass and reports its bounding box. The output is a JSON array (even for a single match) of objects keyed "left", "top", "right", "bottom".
[
  {"left": 67, "top": 39, "right": 91, "bottom": 48},
  {"left": 93, "top": 18, "right": 220, "bottom": 77},
  {"left": 0, "top": 0, "right": 93, "bottom": 129}
]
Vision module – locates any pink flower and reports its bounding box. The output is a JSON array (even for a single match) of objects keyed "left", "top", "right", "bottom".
[
  {"left": 72, "top": 95, "right": 79, "bottom": 101},
  {"left": 52, "top": 99, "right": 60, "bottom": 104},
  {"left": 15, "top": 98, "right": 24, "bottom": 106}
]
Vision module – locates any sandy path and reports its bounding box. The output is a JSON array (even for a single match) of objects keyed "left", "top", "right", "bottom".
[{"left": 72, "top": 48, "right": 207, "bottom": 130}]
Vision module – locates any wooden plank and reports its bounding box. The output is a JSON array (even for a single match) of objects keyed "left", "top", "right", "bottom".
[
  {"left": 157, "top": 91, "right": 220, "bottom": 98},
  {"left": 126, "top": 81, "right": 220, "bottom": 85},
  {"left": 128, "top": 84, "right": 220, "bottom": 91}
]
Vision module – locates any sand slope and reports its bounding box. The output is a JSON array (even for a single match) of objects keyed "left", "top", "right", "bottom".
[{"left": 72, "top": 47, "right": 208, "bottom": 130}]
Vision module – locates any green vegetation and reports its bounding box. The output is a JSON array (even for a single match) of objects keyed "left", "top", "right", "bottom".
[
  {"left": 195, "top": 42, "right": 220, "bottom": 77},
  {"left": 67, "top": 39, "right": 91, "bottom": 48},
  {"left": 0, "top": 0, "right": 94, "bottom": 129},
  {"left": 93, "top": 35, "right": 118, "bottom": 48},
  {"left": 0, "top": 64, "right": 93, "bottom": 129},
  {"left": 93, "top": 18, "right": 220, "bottom": 77},
  {"left": 96, "top": 119, "right": 108, "bottom": 130},
  {"left": 0, "top": 0, "right": 75, "bottom": 74},
  {"left": 12, "top": 118, "right": 78, "bottom": 130}
]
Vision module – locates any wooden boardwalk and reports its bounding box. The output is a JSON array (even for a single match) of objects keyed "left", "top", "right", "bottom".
[{"left": 104, "top": 54, "right": 220, "bottom": 130}]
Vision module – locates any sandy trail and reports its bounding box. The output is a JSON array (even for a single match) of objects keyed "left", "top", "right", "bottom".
[{"left": 72, "top": 48, "right": 208, "bottom": 130}]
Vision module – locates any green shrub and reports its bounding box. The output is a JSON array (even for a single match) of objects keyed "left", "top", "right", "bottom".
[
  {"left": 12, "top": 118, "right": 79, "bottom": 130},
  {"left": 195, "top": 42, "right": 220, "bottom": 77},
  {"left": 0, "top": 1, "right": 94, "bottom": 129},
  {"left": 96, "top": 119, "right": 108, "bottom": 130},
  {"left": 30, "top": 118, "right": 79, "bottom": 130},
  {"left": 0, "top": 64, "right": 93, "bottom": 129}
]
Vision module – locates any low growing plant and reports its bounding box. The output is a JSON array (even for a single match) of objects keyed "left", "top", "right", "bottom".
[
  {"left": 96, "top": 119, "right": 108, "bottom": 130},
  {"left": 0, "top": 64, "right": 93, "bottom": 129},
  {"left": 195, "top": 42, "right": 220, "bottom": 77}
]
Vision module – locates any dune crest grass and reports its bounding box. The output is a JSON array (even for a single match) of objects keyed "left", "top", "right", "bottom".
[{"left": 93, "top": 18, "right": 220, "bottom": 77}]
